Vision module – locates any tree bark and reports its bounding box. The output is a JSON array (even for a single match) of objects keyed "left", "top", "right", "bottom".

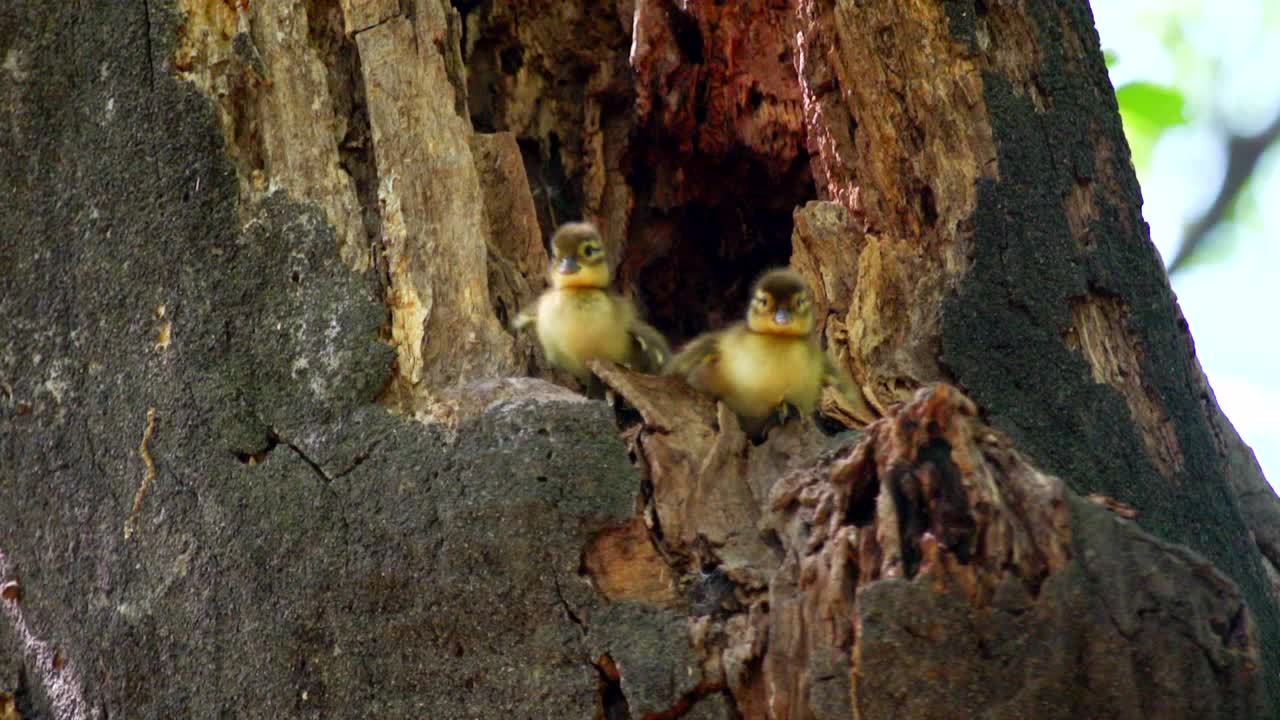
[{"left": 1, "top": 0, "right": 1277, "bottom": 718}]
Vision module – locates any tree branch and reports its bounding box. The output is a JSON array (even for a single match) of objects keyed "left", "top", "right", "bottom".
[{"left": 1169, "top": 110, "right": 1280, "bottom": 273}]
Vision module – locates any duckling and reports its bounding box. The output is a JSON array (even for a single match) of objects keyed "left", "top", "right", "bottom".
[
  {"left": 513, "top": 222, "right": 670, "bottom": 392},
  {"left": 664, "top": 268, "right": 868, "bottom": 437}
]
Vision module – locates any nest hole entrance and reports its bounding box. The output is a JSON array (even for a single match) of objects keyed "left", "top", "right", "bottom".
[{"left": 620, "top": 152, "right": 816, "bottom": 346}]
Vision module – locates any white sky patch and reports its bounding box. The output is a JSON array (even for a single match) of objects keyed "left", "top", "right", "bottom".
[{"left": 1209, "top": 375, "right": 1280, "bottom": 486}]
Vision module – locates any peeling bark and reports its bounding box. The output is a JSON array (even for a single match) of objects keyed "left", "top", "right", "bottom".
[
  {"left": 1068, "top": 292, "right": 1182, "bottom": 475},
  {"left": 462, "top": 0, "right": 817, "bottom": 346},
  {"left": 591, "top": 360, "right": 826, "bottom": 589},
  {"left": 355, "top": 7, "right": 515, "bottom": 401},
  {"left": 174, "top": 0, "right": 548, "bottom": 419},
  {"left": 790, "top": 0, "right": 992, "bottom": 406},
  {"left": 174, "top": 0, "right": 372, "bottom": 270}
]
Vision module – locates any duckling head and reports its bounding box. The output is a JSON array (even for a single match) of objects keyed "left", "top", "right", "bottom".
[
  {"left": 549, "top": 222, "right": 611, "bottom": 290},
  {"left": 746, "top": 268, "right": 814, "bottom": 337}
]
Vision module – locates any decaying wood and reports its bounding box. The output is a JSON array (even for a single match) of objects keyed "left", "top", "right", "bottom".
[
  {"left": 789, "top": 201, "right": 886, "bottom": 419},
  {"left": 592, "top": 360, "right": 829, "bottom": 589},
  {"left": 582, "top": 516, "right": 681, "bottom": 607},
  {"left": 788, "top": 0, "right": 993, "bottom": 408},
  {"left": 628, "top": 0, "right": 805, "bottom": 204},
  {"left": 249, "top": 2, "right": 372, "bottom": 271},
  {"left": 785, "top": 0, "right": 1206, "bottom": 501},
  {"left": 174, "top": 0, "right": 371, "bottom": 270},
  {"left": 1068, "top": 293, "right": 1183, "bottom": 476},
  {"left": 338, "top": 0, "right": 397, "bottom": 35},
  {"left": 590, "top": 376, "right": 1261, "bottom": 718},
  {"left": 356, "top": 6, "right": 515, "bottom": 398},
  {"left": 460, "top": 0, "right": 818, "bottom": 344},
  {"left": 471, "top": 131, "right": 551, "bottom": 374},
  {"left": 175, "top": 0, "right": 550, "bottom": 421}
]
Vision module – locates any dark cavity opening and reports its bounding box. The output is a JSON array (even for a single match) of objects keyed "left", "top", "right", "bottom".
[
  {"left": 620, "top": 149, "right": 814, "bottom": 346},
  {"left": 669, "top": 5, "right": 705, "bottom": 65},
  {"left": 234, "top": 431, "right": 281, "bottom": 465},
  {"left": 846, "top": 478, "right": 880, "bottom": 527},
  {"left": 594, "top": 656, "right": 634, "bottom": 720},
  {"left": 916, "top": 439, "right": 976, "bottom": 562}
]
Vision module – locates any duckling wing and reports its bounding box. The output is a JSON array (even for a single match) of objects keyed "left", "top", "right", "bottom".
[
  {"left": 512, "top": 294, "right": 542, "bottom": 331},
  {"left": 606, "top": 294, "right": 670, "bottom": 374},
  {"left": 663, "top": 331, "right": 722, "bottom": 379},
  {"left": 628, "top": 320, "right": 672, "bottom": 373}
]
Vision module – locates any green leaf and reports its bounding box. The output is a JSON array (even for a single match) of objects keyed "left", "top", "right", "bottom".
[
  {"left": 1103, "top": 49, "right": 1119, "bottom": 69},
  {"left": 1117, "top": 109, "right": 1159, "bottom": 170},
  {"left": 1115, "top": 81, "right": 1187, "bottom": 130}
]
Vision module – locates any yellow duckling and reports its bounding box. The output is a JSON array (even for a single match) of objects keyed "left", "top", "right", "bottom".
[
  {"left": 514, "top": 222, "right": 670, "bottom": 391},
  {"left": 664, "top": 268, "right": 867, "bottom": 436}
]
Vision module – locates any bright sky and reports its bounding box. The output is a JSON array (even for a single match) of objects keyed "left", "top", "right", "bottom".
[{"left": 1092, "top": 1, "right": 1280, "bottom": 490}]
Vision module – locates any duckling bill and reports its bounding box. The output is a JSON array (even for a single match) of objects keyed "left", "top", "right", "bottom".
[
  {"left": 664, "top": 268, "right": 867, "bottom": 436},
  {"left": 514, "top": 222, "right": 670, "bottom": 390}
]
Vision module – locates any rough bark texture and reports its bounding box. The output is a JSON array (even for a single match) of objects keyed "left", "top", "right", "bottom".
[
  {"left": 784, "top": 0, "right": 1280, "bottom": 706},
  {"left": 3, "top": 0, "right": 1279, "bottom": 718},
  {"left": 587, "top": 374, "right": 1262, "bottom": 719}
]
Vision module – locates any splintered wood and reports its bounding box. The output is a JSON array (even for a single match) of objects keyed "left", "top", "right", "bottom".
[
  {"left": 763, "top": 385, "right": 1071, "bottom": 718},
  {"left": 176, "top": 0, "right": 546, "bottom": 421},
  {"left": 357, "top": 10, "right": 517, "bottom": 396},
  {"left": 590, "top": 360, "right": 828, "bottom": 589},
  {"left": 787, "top": 0, "right": 1003, "bottom": 410},
  {"left": 591, "top": 372, "right": 1258, "bottom": 718}
]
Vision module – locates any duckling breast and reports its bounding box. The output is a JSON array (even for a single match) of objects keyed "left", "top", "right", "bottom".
[
  {"left": 719, "top": 332, "right": 823, "bottom": 420},
  {"left": 537, "top": 289, "right": 632, "bottom": 374}
]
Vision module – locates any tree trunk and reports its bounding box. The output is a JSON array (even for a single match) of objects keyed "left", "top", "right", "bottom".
[{"left": 1, "top": 0, "right": 1276, "bottom": 718}]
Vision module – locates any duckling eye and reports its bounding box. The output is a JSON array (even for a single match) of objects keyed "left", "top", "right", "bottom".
[
  {"left": 794, "top": 295, "right": 811, "bottom": 313},
  {"left": 581, "top": 244, "right": 602, "bottom": 259},
  {"left": 752, "top": 293, "right": 771, "bottom": 311}
]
